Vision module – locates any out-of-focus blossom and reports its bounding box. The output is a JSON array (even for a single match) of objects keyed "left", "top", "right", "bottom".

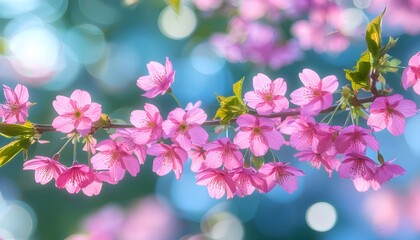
[
  {"left": 234, "top": 114, "right": 284, "bottom": 156},
  {"left": 137, "top": 57, "right": 175, "bottom": 98},
  {"left": 244, "top": 73, "right": 289, "bottom": 115},
  {"left": 211, "top": 17, "right": 302, "bottom": 69},
  {"left": 1, "top": 84, "right": 32, "bottom": 124},
  {"left": 367, "top": 94, "right": 417, "bottom": 136},
  {"left": 52, "top": 90, "right": 102, "bottom": 136},
  {"left": 290, "top": 68, "right": 338, "bottom": 116}
]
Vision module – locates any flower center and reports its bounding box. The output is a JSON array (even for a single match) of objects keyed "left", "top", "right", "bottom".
[
  {"left": 386, "top": 106, "right": 394, "bottom": 114},
  {"left": 265, "top": 94, "right": 273, "bottom": 101},
  {"left": 74, "top": 111, "right": 82, "bottom": 119},
  {"left": 253, "top": 127, "right": 261, "bottom": 134},
  {"left": 312, "top": 88, "right": 322, "bottom": 97},
  {"left": 180, "top": 123, "right": 188, "bottom": 132}
]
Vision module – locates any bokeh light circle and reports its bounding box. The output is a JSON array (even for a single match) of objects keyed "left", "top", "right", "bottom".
[
  {"left": 306, "top": 202, "right": 337, "bottom": 232},
  {"left": 158, "top": 5, "right": 197, "bottom": 40}
]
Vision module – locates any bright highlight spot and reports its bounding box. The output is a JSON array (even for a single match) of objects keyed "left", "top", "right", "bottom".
[
  {"left": 158, "top": 5, "right": 197, "bottom": 40},
  {"left": 9, "top": 26, "right": 61, "bottom": 78},
  {"left": 306, "top": 202, "right": 337, "bottom": 232},
  {"left": 353, "top": 0, "right": 371, "bottom": 9},
  {"left": 339, "top": 8, "right": 366, "bottom": 36},
  {"left": 201, "top": 211, "right": 244, "bottom": 240}
]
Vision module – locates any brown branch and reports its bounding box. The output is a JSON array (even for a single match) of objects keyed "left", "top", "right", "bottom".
[{"left": 33, "top": 95, "right": 377, "bottom": 133}]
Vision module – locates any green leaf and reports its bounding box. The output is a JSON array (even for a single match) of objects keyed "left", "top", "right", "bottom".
[
  {"left": 381, "top": 36, "right": 398, "bottom": 56},
  {"left": 0, "top": 121, "right": 36, "bottom": 138},
  {"left": 233, "top": 77, "right": 245, "bottom": 103},
  {"left": 166, "top": 0, "right": 181, "bottom": 14},
  {"left": 365, "top": 9, "right": 385, "bottom": 59},
  {"left": 345, "top": 51, "right": 372, "bottom": 91},
  {"left": 381, "top": 55, "right": 401, "bottom": 74},
  {"left": 251, "top": 155, "right": 264, "bottom": 170},
  {"left": 377, "top": 151, "right": 385, "bottom": 164},
  {"left": 214, "top": 78, "right": 248, "bottom": 125},
  {"left": 0, "top": 138, "right": 31, "bottom": 167}
]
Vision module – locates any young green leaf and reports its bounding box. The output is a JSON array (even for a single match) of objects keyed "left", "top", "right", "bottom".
[
  {"left": 214, "top": 78, "right": 248, "bottom": 125},
  {"left": 166, "top": 0, "right": 181, "bottom": 14},
  {"left": 365, "top": 9, "right": 385, "bottom": 59},
  {"left": 345, "top": 51, "right": 372, "bottom": 91},
  {"left": 0, "top": 137, "right": 31, "bottom": 167},
  {"left": 251, "top": 155, "right": 264, "bottom": 170},
  {"left": 0, "top": 121, "right": 36, "bottom": 138}
]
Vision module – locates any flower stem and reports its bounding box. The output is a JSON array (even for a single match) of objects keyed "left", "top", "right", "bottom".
[
  {"left": 168, "top": 89, "right": 182, "bottom": 108},
  {"left": 55, "top": 136, "right": 74, "bottom": 156}
]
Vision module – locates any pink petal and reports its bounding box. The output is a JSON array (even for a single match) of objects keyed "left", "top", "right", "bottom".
[
  {"left": 186, "top": 108, "right": 207, "bottom": 125},
  {"left": 272, "top": 78, "right": 287, "bottom": 96},
  {"left": 84, "top": 103, "right": 102, "bottom": 122},
  {"left": 52, "top": 116, "right": 75, "bottom": 133},
  {"left": 122, "top": 155, "right": 140, "bottom": 177},
  {"left": 15, "top": 84, "right": 29, "bottom": 103},
  {"left": 290, "top": 88, "right": 312, "bottom": 106},
  {"left": 299, "top": 68, "right": 320, "bottom": 88},
  {"left": 367, "top": 112, "right": 386, "bottom": 132},
  {"left": 321, "top": 75, "right": 338, "bottom": 93},
  {"left": 152, "top": 155, "right": 173, "bottom": 176},
  {"left": 263, "top": 130, "right": 284, "bottom": 150},
  {"left": 250, "top": 134, "right": 269, "bottom": 156},
  {"left": 70, "top": 90, "right": 92, "bottom": 108},
  {"left": 253, "top": 73, "right": 271, "bottom": 91},
  {"left": 236, "top": 114, "right": 256, "bottom": 127},
  {"left": 387, "top": 114, "right": 406, "bottom": 136},
  {"left": 53, "top": 96, "right": 73, "bottom": 115},
  {"left": 233, "top": 130, "right": 251, "bottom": 149},
  {"left": 352, "top": 177, "right": 371, "bottom": 192},
  {"left": 189, "top": 126, "right": 208, "bottom": 147}
]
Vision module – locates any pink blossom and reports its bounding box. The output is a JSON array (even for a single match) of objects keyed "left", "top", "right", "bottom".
[
  {"left": 91, "top": 139, "right": 140, "bottom": 182},
  {"left": 56, "top": 163, "right": 95, "bottom": 194},
  {"left": 136, "top": 57, "right": 175, "bottom": 98},
  {"left": 130, "top": 103, "right": 162, "bottom": 145},
  {"left": 338, "top": 153, "right": 377, "bottom": 192},
  {"left": 312, "top": 124, "right": 340, "bottom": 155},
  {"left": 244, "top": 73, "right": 289, "bottom": 115},
  {"left": 258, "top": 162, "right": 305, "bottom": 193},
  {"left": 367, "top": 94, "right": 418, "bottom": 136},
  {"left": 233, "top": 114, "right": 284, "bottom": 156},
  {"left": 1, "top": 84, "right": 32, "bottom": 124},
  {"left": 147, "top": 143, "right": 188, "bottom": 180},
  {"left": 204, "top": 138, "right": 243, "bottom": 170},
  {"left": 402, "top": 52, "right": 420, "bottom": 94},
  {"left": 185, "top": 101, "right": 202, "bottom": 111},
  {"left": 371, "top": 160, "right": 406, "bottom": 190},
  {"left": 52, "top": 89, "right": 102, "bottom": 136},
  {"left": 196, "top": 169, "right": 236, "bottom": 199},
  {"left": 162, "top": 107, "right": 208, "bottom": 151},
  {"left": 294, "top": 150, "right": 339, "bottom": 177},
  {"left": 81, "top": 171, "right": 117, "bottom": 196},
  {"left": 288, "top": 116, "right": 318, "bottom": 150},
  {"left": 335, "top": 125, "right": 379, "bottom": 154},
  {"left": 231, "top": 167, "right": 267, "bottom": 197},
  {"left": 111, "top": 129, "right": 147, "bottom": 165},
  {"left": 188, "top": 145, "right": 206, "bottom": 172},
  {"left": 23, "top": 156, "right": 66, "bottom": 185},
  {"left": 290, "top": 68, "right": 338, "bottom": 115}
]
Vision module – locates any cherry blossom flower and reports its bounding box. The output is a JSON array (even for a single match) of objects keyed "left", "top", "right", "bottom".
[
  {"left": 294, "top": 150, "right": 339, "bottom": 177},
  {"left": 231, "top": 167, "right": 267, "bottom": 197},
  {"left": 244, "top": 73, "right": 289, "bottom": 115},
  {"left": 162, "top": 107, "right": 208, "bottom": 151},
  {"left": 290, "top": 68, "right": 338, "bottom": 115},
  {"left": 111, "top": 129, "right": 147, "bottom": 165},
  {"left": 188, "top": 145, "right": 206, "bottom": 172},
  {"left": 147, "top": 143, "right": 188, "bottom": 180},
  {"left": 204, "top": 138, "right": 243, "bottom": 170},
  {"left": 371, "top": 160, "right": 406, "bottom": 190},
  {"left": 1, "top": 84, "right": 32, "bottom": 124},
  {"left": 136, "top": 57, "right": 175, "bottom": 98},
  {"left": 52, "top": 89, "right": 102, "bottom": 136},
  {"left": 367, "top": 94, "right": 418, "bottom": 136},
  {"left": 234, "top": 114, "right": 284, "bottom": 156},
  {"left": 402, "top": 51, "right": 420, "bottom": 94},
  {"left": 258, "top": 162, "right": 305, "bottom": 193},
  {"left": 130, "top": 103, "right": 162, "bottom": 145},
  {"left": 338, "top": 153, "right": 377, "bottom": 192},
  {"left": 312, "top": 124, "right": 340, "bottom": 155},
  {"left": 335, "top": 125, "right": 379, "bottom": 154},
  {"left": 91, "top": 139, "right": 140, "bottom": 182},
  {"left": 196, "top": 169, "right": 236, "bottom": 199},
  {"left": 288, "top": 116, "right": 318, "bottom": 150},
  {"left": 23, "top": 156, "right": 66, "bottom": 185},
  {"left": 56, "top": 163, "right": 95, "bottom": 194}
]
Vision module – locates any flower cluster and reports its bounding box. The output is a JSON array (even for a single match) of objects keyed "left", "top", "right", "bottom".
[{"left": 0, "top": 48, "right": 412, "bottom": 199}]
